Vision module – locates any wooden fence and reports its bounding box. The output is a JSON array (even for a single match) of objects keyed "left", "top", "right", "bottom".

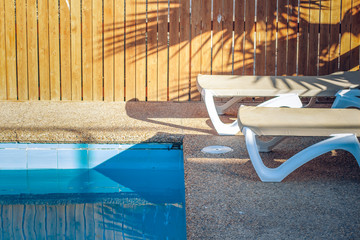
[{"left": 0, "top": 0, "right": 359, "bottom": 102}]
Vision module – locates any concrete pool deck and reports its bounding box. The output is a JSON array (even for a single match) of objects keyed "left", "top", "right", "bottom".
[{"left": 0, "top": 101, "right": 359, "bottom": 239}]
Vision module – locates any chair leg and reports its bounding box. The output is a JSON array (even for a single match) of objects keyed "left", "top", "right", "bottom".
[
  {"left": 215, "top": 97, "right": 244, "bottom": 115},
  {"left": 256, "top": 136, "right": 287, "bottom": 152},
  {"left": 243, "top": 127, "right": 360, "bottom": 182},
  {"left": 202, "top": 89, "right": 240, "bottom": 135},
  {"left": 332, "top": 89, "right": 360, "bottom": 109}
]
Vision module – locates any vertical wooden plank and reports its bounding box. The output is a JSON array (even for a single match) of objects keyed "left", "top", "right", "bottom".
[
  {"left": 49, "top": 0, "right": 61, "bottom": 100},
  {"left": 169, "top": 0, "right": 180, "bottom": 101},
  {"left": 255, "top": 0, "right": 266, "bottom": 75},
  {"left": 85, "top": 203, "right": 95, "bottom": 239},
  {"left": 329, "top": 0, "right": 341, "bottom": 73},
  {"left": 82, "top": 0, "right": 93, "bottom": 101},
  {"left": 319, "top": 0, "right": 331, "bottom": 75},
  {"left": 308, "top": 0, "right": 319, "bottom": 75},
  {"left": 201, "top": 0, "right": 212, "bottom": 75},
  {"left": 0, "top": 0, "right": 6, "bottom": 100},
  {"left": 147, "top": 0, "right": 158, "bottom": 101},
  {"left": 287, "top": 0, "right": 298, "bottom": 76},
  {"left": 266, "top": 0, "right": 277, "bottom": 75},
  {"left": 114, "top": 0, "right": 125, "bottom": 101},
  {"left": 46, "top": 205, "right": 57, "bottom": 238},
  {"left": 223, "top": 0, "right": 233, "bottom": 74},
  {"left": 27, "top": 0, "right": 39, "bottom": 100},
  {"left": 340, "top": 0, "right": 352, "bottom": 70},
  {"left": 135, "top": 0, "right": 147, "bottom": 101},
  {"left": 103, "top": 204, "right": 114, "bottom": 240},
  {"left": 125, "top": 0, "right": 136, "bottom": 100},
  {"left": 212, "top": 0, "right": 223, "bottom": 74},
  {"left": 5, "top": 0, "right": 17, "bottom": 100},
  {"left": 298, "top": 0, "right": 309, "bottom": 75},
  {"left": 60, "top": 0, "right": 72, "bottom": 100},
  {"left": 350, "top": 0, "right": 360, "bottom": 70},
  {"left": 23, "top": 205, "right": 37, "bottom": 239},
  {"left": 71, "top": 0, "right": 82, "bottom": 100},
  {"left": 179, "top": 0, "right": 190, "bottom": 101},
  {"left": 38, "top": 0, "right": 50, "bottom": 100},
  {"left": 158, "top": 0, "right": 169, "bottom": 101},
  {"left": 234, "top": 0, "right": 245, "bottom": 75},
  {"left": 104, "top": 0, "right": 114, "bottom": 101},
  {"left": 244, "top": 0, "right": 255, "bottom": 75},
  {"left": 190, "top": 0, "right": 202, "bottom": 100},
  {"left": 94, "top": 203, "right": 104, "bottom": 240},
  {"left": 277, "top": 0, "right": 288, "bottom": 76},
  {"left": 56, "top": 205, "right": 66, "bottom": 239},
  {"left": 93, "top": 0, "right": 103, "bottom": 101},
  {"left": 16, "top": 0, "right": 28, "bottom": 100}
]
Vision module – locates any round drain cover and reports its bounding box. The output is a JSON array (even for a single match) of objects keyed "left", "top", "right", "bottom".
[{"left": 201, "top": 145, "right": 233, "bottom": 154}]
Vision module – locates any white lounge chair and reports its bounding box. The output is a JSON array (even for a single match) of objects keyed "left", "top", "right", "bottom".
[
  {"left": 197, "top": 71, "right": 360, "bottom": 135},
  {"left": 238, "top": 106, "right": 360, "bottom": 182}
]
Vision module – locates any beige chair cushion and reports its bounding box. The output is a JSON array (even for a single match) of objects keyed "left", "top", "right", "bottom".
[
  {"left": 197, "top": 71, "right": 360, "bottom": 97},
  {"left": 238, "top": 106, "right": 360, "bottom": 136}
]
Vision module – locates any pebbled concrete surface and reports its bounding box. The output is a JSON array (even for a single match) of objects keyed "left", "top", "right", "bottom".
[{"left": 0, "top": 101, "right": 359, "bottom": 239}]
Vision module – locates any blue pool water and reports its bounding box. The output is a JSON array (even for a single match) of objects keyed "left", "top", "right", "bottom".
[{"left": 0, "top": 143, "right": 186, "bottom": 239}]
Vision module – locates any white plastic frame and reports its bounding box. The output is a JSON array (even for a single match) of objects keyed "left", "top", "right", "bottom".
[
  {"left": 202, "top": 89, "right": 303, "bottom": 136},
  {"left": 243, "top": 127, "right": 360, "bottom": 182}
]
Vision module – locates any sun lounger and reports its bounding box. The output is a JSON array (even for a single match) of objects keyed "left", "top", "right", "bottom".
[
  {"left": 237, "top": 106, "right": 360, "bottom": 182},
  {"left": 197, "top": 71, "right": 360, "bottom": 135}
]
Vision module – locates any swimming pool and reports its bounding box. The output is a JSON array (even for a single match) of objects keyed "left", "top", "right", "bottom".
[{"left": 0, "top": 143, "right": 186, "bottom": 239}]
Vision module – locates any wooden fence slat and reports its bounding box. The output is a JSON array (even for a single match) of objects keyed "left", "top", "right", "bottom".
[
  {"left": 223, "top": 0, "right": 233, "bottom": 75},
  {"left": 158, "top": 0, "right": 169, "bottom": 101},
  {"left": 147, "top": 0, "right": 158, "bottom": 101},
  {"left": 12, "top": 205, "right": 24, "bottom": 240},
  {"left": 5, "top": 0, "right": 16, "bottom": 100},
  {"left": 265, "top": 0, "right": 276, "bottom": 75},
  {"left": 75, "top": 204, "right": 86, "bottom": 239},
  {"left": 308, "top": 1, "right": 320, "bottom": 75},
  {"left": 49, "top": 0, "right": 60, "bottom": 100},
  {"left": 350, "top": 0, "right": 360, "bottom": 71},
  {"left": 71, "top": 0, "right": 82, "bottom": 100},
  {"left": 60, "top": 0, "right": 72, "bottom": 100},
  {"left": 27, "top": 0, "right": 39, "bottom": 100},
  {"left": 0, "top": 0, "right": 5, "bottom": 99},
  {"left": 135, "top": 0, "right": 146, "bottom": 101},
  {"left": 255, "top": 0, "right": 266, "bottom": 75},
  {"left": 169, "top": 0, "right": 180, "bottom": 101},
  {"left": 287, "top": 0, "right": 298, "bottom": 76},
  {"left": 114, "top": 0, "right": 125, "bottom": 101},
  {"left": 2, "top": 205, "right": 12, "bottom": 239},
  {"left": 329, "top": 0, "right": 341, "bottom": 73},
  {"left": 104, "top": 0, "right": 114, "bottom": 101},
  {"left": 190, "top": 0, "right": 202, "bottom": 100},
  {"left": 16, "top": 0, "right": 28, "bottom": 100},
  {"left": 38, "top": 0, "right": 50, "bottom": 100},
  {"left": 46, "top": 206, "right": 57, "bottom": 238},
  {"left": 234, "top": 0, "right": 245, "bottom": 75},
  {"left": 319, "top": 0, "right": 331, "bottom": 75},
  {"left": 82, "top": 0, "right": 93, "bottom": 101},
  {"left": 125, "top": 0, "right": 136, "bottom": 101},
  {"left": 277, "top": 0, "right": 287, "bottom": 76},
  {"left": 65, "top": 205, "right": 75, "bottom": 239},
  {"left": 200, "top": 0, "right": 212, "bottom": 75},
  {"left": 93, "top": 0, "right": 103, "bottom": 101},
  {"left": 212, "top": 0, "right": 223, "bottom": 74},
  {"left": 179, "top": 0, "right": 190, "bottom": 101},
  {"left": 298, "top": 0, "right": 309, "bottom": 75},
  {"left": 340, "top": 0, "right": 352, "bottom": 71},
  {"left": 244, "top": 0, "right": 255, "bottom": 75}
]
